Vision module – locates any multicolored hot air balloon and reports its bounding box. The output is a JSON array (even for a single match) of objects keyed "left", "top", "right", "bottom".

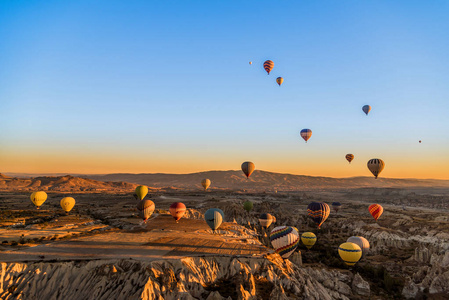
[
  {"left": 30, "top": 191, "right": 47, "bottom": 209},
  {"left": 332, "top": 202, "right": 342, "bottom": 213},
  {"left": 201, "top": 179, "right": 211, "bottom": 191},
  {"left": 369, "top": 204, "right": 383, "bottom": 221},
  {"left": 345, "top": 154, "right": 354, "bottom": 164},
  {"left": 169, "top": 202, "right": 186, "bottom": 222},
  {"left": 338, "top": 242, "right": 362, "bottom": 266},
  {"left": 307, "top": 202, "right": 330, "bottom": 229},
  {"left": 135, "top": 186, "right": 148, "bottom": 200},
  {"left": 259, "top": 213, "right": 274, "bottom": 228},
  {"left": 241, "top": 161, "right": 255, "bottom": 178},
  {"left": 300, "top": 129, "right": 312, "bottom": 143},
  {"left": 136, "top": 200, "right": 155, "bottom": 222},
  {"left": 263, "top": 60, "right": 274, "bottom": 74},
  {"left": 270, "top": 226, "right": 300, "bottom": 259},
  {"left": 205, "top": 208, "right": 223, "bottom": 232},
  {"left": 276, "top": 77, "right": 283, "bottom": 86},
  {"left": 362, "top": 105, "right": 371, "bottom": 115},
  {"left": 347, "top": 236, "right": 370, "bottom": 258},
  {"left": 367, "top": 158, "right": 385, "bottom": 179},
  {"left": 301, "top": 232, "right": 317, "bottom": 250},
  {"left": 60, "top": 197, "right": 75, "bottom": 214},
  {"left": 243, "top": 200, "right": 253, "bottom": 212}
]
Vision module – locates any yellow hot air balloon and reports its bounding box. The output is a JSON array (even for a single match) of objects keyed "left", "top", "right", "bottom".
[
  {"left": 263, "top": 60, "right": 274, "bottom": 74},
  {"left": 201, "top": 179, "right": 211, "bottom": 191},
  {"left": 30, "top": 191, "right": 47, "bottom": 209},
  {"left": 135, "top": 185, "right": 148, "bottom": 200},
  {"left": 276, "top": 77, "right": 283, "bottom": 86},
  {"left": 345, "top": 154, "right": 354, "bottom": 164},
  {"left": 60, "top": 197, "right": 76, "bottom": 214},
  {"left": 338, "top": 242, "right": 362, "bottom": 266},
  {"left": 301, "top": 232, "right": 317, "bottom": 249},
  {"left": 367, "top": 158, "right": 385, "bottom": 179}
]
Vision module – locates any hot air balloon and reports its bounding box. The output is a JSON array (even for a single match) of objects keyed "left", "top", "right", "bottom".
[
  {"left": 347, "top": 236, "right": 370, "bottom": 258},
  {"left": 136, "top": 200, "right": 155, "bottom": 222},
  {"left": 367, "top": 158, "right": 385, "bottom": 179},
  {"left": 338, "top": 242, "right": 362, "bottom": 266},
  {"left": 205, "top": 208, "right": 223, "bottom": 232},
  {"left": 276, "top": 77, "right": 283, "bottom": 86},
  {"left": 249, "top": 61, "right": 252, "bottom": 65},
  {"left": 263, "top": 60, "right": 274, "bottom": 74},
  {"left": 332, "top": 202, "right": 342, "bottom": 213},
  {"left": 243, "top": 201, "right": 253, "bottom": 212},
  {"left": 259, "top": 213, "right": 274, "bottom": 228},
  {"left": 135, "top": 186, "right": 148, "bottom": 200},
  {"left": 241, "top": 161, "right": 255, "bottom": 178},
  {"left": 60, "top": 197, "right": 75, "bottom": 214},
  {"left": 362, "top": 105, "right": 371, "bottom": 115},
  {"left": 345, "top": 154, "right": 354, "bottom": 164},
  {"left": 301, "top": 232, "right": 317, "bottom": 250},
  {"left": 201, "top": 179, "right": 211, "bottom": 191},
  {"left": 300, "top": 129, "right": 312, "bottom": 143},
  {"left": 270, "top": 226, "right": 300, "bottom": 259},
  {"left": 369, "top": 204, "right": 383, "bottom": 221},
  {"left": 419, "top": 140, "right": 422, "bottom": 143},
  {"left": 169, "top": 202, "right": 186, "bottom": 222},
  {"left": 30, "top": 191, "right": 47, "bottom": 209},
  {"left": 307, "top": 202, "right": 330, "bottom": 229}
]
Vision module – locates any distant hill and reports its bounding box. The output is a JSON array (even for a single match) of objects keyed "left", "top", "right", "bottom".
[
  {"left": 82, "top": 170, "right": 449, "bottom": 191},
  {"left": 0, "top": 174, "right": 142, "bottom": 193}
]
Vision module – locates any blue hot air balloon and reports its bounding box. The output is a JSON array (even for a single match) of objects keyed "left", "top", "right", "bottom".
[
  {"left": 205, "top": 208, "right": 224, "bottom": 232},
  {"left": 362, "top": 105, "right": 371, "bottom": 115},
  {"left": 307, "top": 202, "right": 330, "bottom": 229}
]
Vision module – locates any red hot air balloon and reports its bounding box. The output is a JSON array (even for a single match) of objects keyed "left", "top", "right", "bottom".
[
  {"left": 169, "top": 202, "right": 186, "bottom": 222},
  {"left": 369, "top": 204, "right": 383, "bottom": 221}
]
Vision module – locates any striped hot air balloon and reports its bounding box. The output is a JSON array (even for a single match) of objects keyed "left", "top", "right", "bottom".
[
  {"left": 241, "top": 161, "right": 255, "bottom": 178},
  {"left": 307, "top": 202, "right": 330, "bottom": 228},
  {"left": 169, "top": 202, "right": 186, "bottom": 222},
  {"left": 259, "top": 213, "right": 274, "bottom": 228},
  {"left": 136, "top": 200, "right": 155, "bottom": 221},
  {"left": 270, "top": 226, "right": 300, "bottom": 259},
  {"left": 301, "top": 232, "right": 317, "bottom": 250},
  {"left": 369, "top": 204, "right": 383, "bottom": 221},
  {"left": 362, "top": 105, "right": 371, "bottom": 115},
  {"left": 338, "top": 242, "right": 362, "bottom": 266},
  {"left": 347, "top": 236, "right": 370, "bottom": 258},
  {"left": 276, "top": 77, "right": 283, "bottom": 86},
  {"left": 263, "top": 60, "right": 274, "bottom": 74},
  {"left": 345, "top": 154, "right": 354, "bottom": 163},
  {"left": 367, "top": 158, "right": 385, "bottom": 179},
  {"left": 300, "top": 129, "right": 312, "bottom": 143}
]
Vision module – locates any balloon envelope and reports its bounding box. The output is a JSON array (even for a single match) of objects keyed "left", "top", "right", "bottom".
[
  {"left": 30, "top": 191, "right": 47, "bottom": 209},
  {"left": 345, "top": 154, "right": 354, "bottom": 163},
  {"left": 241, "top": 161, "right": 255, "bottom": 178},
  {"left": 243, "top": 201, "right": 253, "bottom": 212},
  {"left": 270, "top": 226, "right": 300, "bottom": 258},
  {"left": 276, "top": 77, "right": 283, "bottom": 86},
  {"left": 263, "top": 60, "right": 274, "bottom": 74},
  {"left": 301, "top": 232, "right": 317, "bottom": 249},
  {"left": 332, "top": 202, "right": 342, "bottom": 213},
  {"left": 201, "top": 179, "right": 211, "bottom": 190},
  {"left": 135, "top": 186, "right": 148, "bottom": 200},
  {"left": 205, "top": 208, "right": 223, "bottom": 231},
  {"left": 137, "top": 200, "right": 155, "bottom": 221},
  {"left": 259, "top": 213, "right": 274, "bottom": 228},
  {"left": 300, "top": 129, "right": 312, "bottom": 143},
  {"left": 60, "top": 197, "right": 76, "bottom": 213},
  {"left": 362, "top": 105, "right": 371, "bottom": 115},
  {"left": 347, "top": 236, "right": 370, "bottom": 258},
  {"left": 369, "top": 204, "right": 383, "bottom": 221},
  {"left": 338, "top": 242, "right": 362, "bottom": 266},
  {"left": 307, "top": 202, "right": 330, "bottom": 228},
  {"left": 169, "top": 202, "right": 186, "bottom": 221},
  {"left": 367, "top": 158, "right": 385, "bottom": 179}
]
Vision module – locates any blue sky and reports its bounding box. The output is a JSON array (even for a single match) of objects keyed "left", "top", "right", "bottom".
[{"left": 1, "top": 1, "right": 448, "bottom": 178}]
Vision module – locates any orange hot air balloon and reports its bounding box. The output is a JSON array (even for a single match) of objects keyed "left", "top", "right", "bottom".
[
  {"left": 169, "top": 202, "right": 186, "bottom": 222},
  {"left": 369, "top": 204, "right": 383, "bottom": 221},
  {"left": 263, "top": 60, "right": 274, "bottom": 74},
  {"left": 276, "top": 77, "right": 283, "bottom": 86},
  {"left": 241, "top": 161, "right": 255, "bottom": 178},
  {"left": 345, "top": 154, "right": 354, "bottom": 164}
]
